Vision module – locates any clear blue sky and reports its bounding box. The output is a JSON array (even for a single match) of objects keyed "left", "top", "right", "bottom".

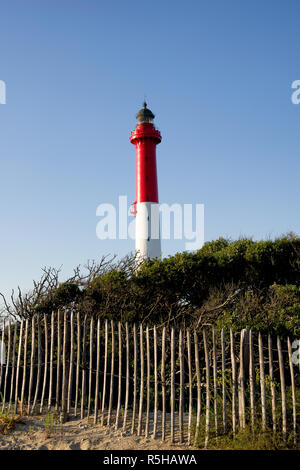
[{"left": 0, "top": 0, "right": 299, "bottom": 299}]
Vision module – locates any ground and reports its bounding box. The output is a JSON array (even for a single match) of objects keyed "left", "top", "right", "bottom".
[{"left": 0, "top": 412, "right": 194, "bottom": 451}]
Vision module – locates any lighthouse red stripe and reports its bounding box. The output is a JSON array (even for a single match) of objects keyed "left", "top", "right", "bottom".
[{"left": 130, "top": 122, "right": 161, "bottom": 204}]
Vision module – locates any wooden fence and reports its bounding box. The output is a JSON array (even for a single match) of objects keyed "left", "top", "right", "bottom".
[{"left": 0, "top": 311, "right": 298, "bottom": 447}]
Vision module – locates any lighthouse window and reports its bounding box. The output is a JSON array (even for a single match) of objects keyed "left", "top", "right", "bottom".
[
  {"left": 146, "top": 176, "right": 149, "bottom": 181},
  {"left": 145, "top": 156, "right": 148, "bottom": 161}
]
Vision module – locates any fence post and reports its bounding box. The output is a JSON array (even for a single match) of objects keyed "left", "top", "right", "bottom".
[
  {"left": 94, "top": 317, "right": 100, "bottom": 425},
  {"left": 0, "top": 320, "right": 5, "bottom": 392},
  {"left": 145, "top": 326, "right": 150, "bottom": 437},
  {"left": 152, "top": 325, "right": 158, "bottom": 440},
  {"left": 221, "top": 329, "right": 226, "bottom": 434},
  {"left": 258, "top": 332, "right": 266, "bottom": 432},
  {"left": 238, "top": 329, "right": 247, "bottom": 429},
  {"left": 170, "top": 327, "right": 175, "bottom": 444},
  {"left": 230, "top": 329, "right": 236, "bottom": 435},
  {"left": 14, "top": 321, "right": 23, "bottom": 414},
  {"left": 131, "top": 323, "right": 137, "bottom": 434},
  {"left": 161, "top": 326, "right": 166, "bottom": 441},
  {"left": 249, "top": 329, "right": 255, "bottom": 432},
  {"left": 115, "top": 321, "right": 122, "bottom": 430},
  {"left": 268, "top": 334, "right": 276, "bottom": 433},
  {"left": 8, "top": 322, "right": 17, "bottom": 411},
  {"left": 187, "top": 329, "right": 192, "bottom": 446},
  {"left": 287, "top": 337, "right": 297, "bottom": 445},
  {"left": 28, "top": 317, "right": 35, "bottom": 415},
  {"left": 74, "top": 312, "right": 81, "bottom": 417},
  {"left": 21, "top": 319, "right": 29, "bottom": 414},
  {"left": 203, "top": 328, "right": 210, "bottom": 449},
  {"left": 32, "top": 315, "right": 41, "bottom": 415},
  {"left": 101, "top": 319, "right": 108, "bottom": 426},
  {"left": 2, "top": 321, "right": 11, "bottom": 412},
  {"left": 277, "top": 336, "right": 287, "bottom": 440},
  {"left": 137, "top": 324, "right": 144, "bottom": 436},
  {"left": 123, "top": 321, "right": 130, "bottom": 432},
  {"left": 55, "top": 310, "right": 61, "bottom": 411},
  {"left": 80, "top": 314, "right": 87, "bottom": 419},
  {"left": 107, "top": 319, "right": 115, "bottom": 426},
  {"left": 40, "top": 314, "right": 48, "bottom": 414},
  {"left": 48, "top": 312, "right": 54, "bottom": 411},
  {"left": 68, "top": 310, "right": 74, "bottom": 415},
  {"left": 179, "top": 328, "right": 184, "bottom": 444},
  {"left": 193, "top": 330, "right": 201, "bottom": 446},
  {"left": 61, "top": 310, "right": 69, "bottom": 423},
  {"left": 212, "top": 327, "right": 218, "bottom": 436},
  {"left": 87, "top": 316, "right": 94, "bottom": 419}
]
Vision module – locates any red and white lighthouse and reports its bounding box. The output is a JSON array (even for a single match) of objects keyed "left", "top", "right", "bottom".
[{"left": 130, "top": 102, "right": 162, "bottom": 260}]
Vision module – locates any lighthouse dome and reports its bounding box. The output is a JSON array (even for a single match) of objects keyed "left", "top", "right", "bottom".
[{"left": 136, "top": 102, "right": 155, "bottom": 123}]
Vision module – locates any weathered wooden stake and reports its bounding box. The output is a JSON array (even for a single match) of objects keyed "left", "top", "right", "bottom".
[
  {"left": 268, "top": 334, "right": 276, "bottom": 432},
  {"left": 27, "top": 317, "right": 35, "bottom": 414},
  {"left": 123, "top": 322, "right": 129, "bottom": 432},
  {"left": 161, "top": 326, "right": 166, "bottom": 441},
  {"left": 238, "top": 330, "right": 246, "bottom": 429},
  {"left": 277, "top": 336, "right": 287, "bottom": 440},
  {"left": 179, "top": 328, "right": 184, "bottom": 444},
  {"left": 14, "top": 320, "right": 23, "bottom": 413},
  {"left": 212, "top": 327, "right": 218, "bottom": 436},
  {"left": 94, "top": 318, "right": 100, "bottom": 425},
  {"left": 187, "top": 329, "right": 192, "bottom": 446},
  {"left": 230, "top": 329, "right": 237, "bottom": 435},
  {"left": 32, "top": 315, "right": 41, "bottom": 414},
  {"left": 80, "top": 315, "right": 87, "bottom": 419},
  {"left": 170, "top": 327, "right": 175, "bottom": 444},
  {"left": 193, "top": 330, "right": 201, "bottom": 446},
  {"left": 249, "top": 329, "right": 255, "bottom": 431},
  {"left": 115, "top": 322, "right": 122, "bottom": 430},
  {"left": 152, "top": 325, "right": 158, "bottom": 439},
  {"left": 137, "top": 324, "right": 144, "bottom": 437},
  {"left": 101, "top": 319, "right": 108, "bottom": 426},
  {"left": 221, "top": 329, "right": 226, "bottom": 434},
  {"left": 0, "top": 320, "right": 5, "bottom": 392},
  {"left": 145, "top": 326, "right": 150, "bottom": 438},
  {"left": 203, "top": 328, "right": 210, "bottom": 449},
  {"left": 48, "top": 312, "right": 54, "bottom": 411},
  {"left": 258, "top": 332, "right": 266, "bottom": 432},
  {"left": 8, "top": 322, "right": 17, "bottom": 411},
  {"left": 2, "top": 321, "right": 11, "bottom": 412},
  {"left": 55, "top": 310, "right": 61, "bottom": 411},
  {"left": 287, "top": 337, "right": 297, "bottom": 445},
  {"left": 60, "top": 310, "right": 68, "bottom": 422},
  {"left": 67, "top": 310, "right": 74, "bottom": 415},
  {"left": 21, "top": 319, "right": 28, "bottom": 414},
  {"left": 74, "top": 312, "right": 81, "bottom": 417},
  {"left": 131, "top": 323, "right": 137, "bottom": 434},
  {"left": 87, "top": 316, "right": 94, "bottom": 418},
  {"left": 107, "top": 320, "right": 115, "bottom": 426},
  {"left": 40, "top": 314, "right": 48, "bottom": 414}
]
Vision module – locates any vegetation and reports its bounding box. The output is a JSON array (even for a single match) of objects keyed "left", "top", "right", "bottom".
[
  {"left": 43, "top": 412, "right": 63, "bottom": 439},
  {"left": 1, "top": 233, "right": 299, "bottom": 335},
  {"left": 196, "top": 425, "right": 298, "bottom": 450},
  {"left": 0, "top": 410, "right": 24, "bottom": 435}
]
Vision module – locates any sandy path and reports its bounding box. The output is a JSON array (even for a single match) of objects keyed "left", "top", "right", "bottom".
[{"left": 0, "top": 412, "right": 196, "bottom": 450}]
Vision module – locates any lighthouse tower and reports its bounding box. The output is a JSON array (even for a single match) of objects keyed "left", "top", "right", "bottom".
[{"left": 130, "top": 102, "right": 162, "bottom": 260}]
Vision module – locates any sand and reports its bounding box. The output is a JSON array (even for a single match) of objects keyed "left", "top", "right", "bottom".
[{"left": 0, "top": 412, "right": 195, "bottom": 450}]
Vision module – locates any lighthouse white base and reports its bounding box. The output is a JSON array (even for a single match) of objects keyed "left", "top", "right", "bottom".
[{"left": 136, "top": 202, "right": 161, "bottom": 260}]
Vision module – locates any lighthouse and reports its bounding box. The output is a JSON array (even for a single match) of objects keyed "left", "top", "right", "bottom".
[{"left": 130, "top": 102, "right": 162, "bottom": 260}]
